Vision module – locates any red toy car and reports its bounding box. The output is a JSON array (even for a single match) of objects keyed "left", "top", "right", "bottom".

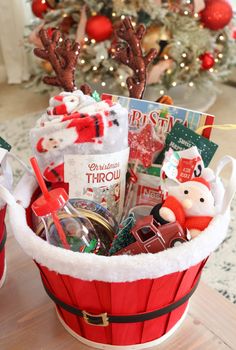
[{"left": 116, "top": 215, "right": 188, "bottom": 255}]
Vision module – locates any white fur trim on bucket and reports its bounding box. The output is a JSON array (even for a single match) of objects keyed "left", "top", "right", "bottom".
[{"left": 1, "top": 156, "right": 236, "bottom": 283}]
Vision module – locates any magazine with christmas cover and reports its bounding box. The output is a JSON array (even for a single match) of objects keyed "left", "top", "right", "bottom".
[{"left": 102, "top": 94, "right": 215, "bottom": 141}]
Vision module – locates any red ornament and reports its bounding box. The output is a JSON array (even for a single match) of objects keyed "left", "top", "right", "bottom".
[
  {"left": 200, "top": 0, "right": 233, "bottom": 31},
  {"left": 199, "top": 52, "right": 215, "bottom": 70},
  {"left": 128, "top": 124, "right": 164, "bottom": 168},
  {"left": 86, "top": 15, "right": 113, "bottom": 42},
  {"left": 32, "top": 0, "right": 49, "bottom": 18}
]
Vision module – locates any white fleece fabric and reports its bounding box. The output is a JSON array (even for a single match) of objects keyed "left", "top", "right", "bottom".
[{"left": 5, "top": 171, "right": 232, "bottom": 283}]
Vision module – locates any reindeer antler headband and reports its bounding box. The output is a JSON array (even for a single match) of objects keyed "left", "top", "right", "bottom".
[
  {"left": 35, "top": 21, "right": 173, "bottom": 104},
  {"left": 34, "top": 29, "right": 91, "bottom": 94},
  {"left": 112, "top": 17, "right": 158, "bottom": 100}
]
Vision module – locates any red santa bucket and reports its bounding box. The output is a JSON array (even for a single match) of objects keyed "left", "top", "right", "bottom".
[
  {"left": 0, "top": 206, "right": 6, "bottom": 288},
  {"left": 2, "top": 156, "right": 236, "bottom": 348},
  {"left": 34, "top": 259, "right": 205, "bottom": 348}
]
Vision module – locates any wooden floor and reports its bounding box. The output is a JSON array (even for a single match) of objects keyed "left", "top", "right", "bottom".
[{"left": 0, "top": 232, "right": 236, "bottom": 350}]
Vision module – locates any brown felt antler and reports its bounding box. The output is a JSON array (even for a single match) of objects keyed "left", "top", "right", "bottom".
[
  {"left": 113, "top": 17, "right": 158, "bottom": 99},
  {"left": 34, "top": 29, "right": 80, "bottom": 92}
]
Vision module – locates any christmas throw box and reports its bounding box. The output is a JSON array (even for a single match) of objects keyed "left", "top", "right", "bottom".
[
  {"left": 64, "top": 149, "right": 129, "bottom": 220},
  {"left": 30, "top": 90, "right": 129, "bottom": 220}
]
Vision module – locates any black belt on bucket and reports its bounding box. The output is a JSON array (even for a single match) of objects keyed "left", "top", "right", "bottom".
[
  {"left": 41, "top": 277, "right": 200, "bottom": 327},
  {"left": 0, "top": 230, "right": 7, "bottom": 252}
]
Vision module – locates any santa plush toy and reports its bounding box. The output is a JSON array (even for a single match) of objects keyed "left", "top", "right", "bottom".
[{"left": 159, "top": 177, "right": 215, "bottom": 239}]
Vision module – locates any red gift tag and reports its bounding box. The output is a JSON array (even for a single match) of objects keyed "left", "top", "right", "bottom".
[{"left": 176, "top": 157, "right": 201, "bottom": 182}]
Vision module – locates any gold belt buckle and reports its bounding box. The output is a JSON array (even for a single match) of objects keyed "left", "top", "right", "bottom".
[{"left": 82, "top": 310, "right": 109, "bottom": 327}]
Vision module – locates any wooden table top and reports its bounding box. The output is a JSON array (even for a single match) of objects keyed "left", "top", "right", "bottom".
[{"left": 1, "top": 233, "right": 236, "bottom": 350}]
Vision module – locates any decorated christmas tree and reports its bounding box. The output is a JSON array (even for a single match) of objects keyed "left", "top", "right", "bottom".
[
  {"left": 109, "top": 213, "right": 136, "bottom": 255},
  {"left": 27, "top": 0, "right": 236, "bottom": 95}
]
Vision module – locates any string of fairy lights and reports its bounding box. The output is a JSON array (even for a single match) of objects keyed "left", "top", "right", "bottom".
[
  {"left": 28, "top": 0, "right": 235, "bottom": 95},
  {"left": 76, "top": 11, "right": 141, "bottom": 90},
  {"left": 77, "top": 14, "right": 228, "bottom": 95}
]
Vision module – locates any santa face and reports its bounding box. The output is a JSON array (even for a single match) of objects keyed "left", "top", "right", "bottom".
[
  {"left": 40, "top": 128, "right": 78, "bottom": 152},
  {"left": 62, "top": 95, "right": 81, "bottom": 113},
  {"left": 42, "top": 137, "right": 61, "bottom": 151},
  {"left": 47, "top": 95, "right": 81, "bottom": 116},
  {"left": 169, "top": 182, "right": 215, "bottom": 217},
  {"left": 84, "top": 188, "right": 94, "bottom": 198}
]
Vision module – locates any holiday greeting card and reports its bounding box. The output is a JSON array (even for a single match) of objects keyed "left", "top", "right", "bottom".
[{"left": 157, "top": 122, "right": 218, "bottom": 166}]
